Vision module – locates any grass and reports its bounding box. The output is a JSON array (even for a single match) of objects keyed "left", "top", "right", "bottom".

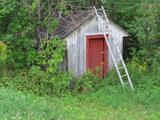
[{"left": 0, "top": 83, "right": 160, "bottom": 120}]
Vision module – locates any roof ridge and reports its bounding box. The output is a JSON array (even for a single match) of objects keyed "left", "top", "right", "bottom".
[{"left": 54, "top": 10, "right": 128, "bottom": 39}]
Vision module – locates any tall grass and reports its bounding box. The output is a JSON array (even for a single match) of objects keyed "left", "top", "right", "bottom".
[
  {"left": 0, "top": 81, "right": 159, "bottom": 120},
  {"left": 0, "top": 61, "right": 160, "bottom": 119}
]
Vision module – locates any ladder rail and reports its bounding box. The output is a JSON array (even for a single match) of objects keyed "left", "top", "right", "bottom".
[
  {"left": 104, "top": 35, "right": 124, "bottom": 85},
  {"left": 94, "top": 6, "right": 124, "bottom": 85},
  {"left": 101, "top": 6, "right": 109, "bottom": 24},
  {"left": 113, "top": 39, "right": 134, "bottom": 89},
  {"left": 93, "top": 6, "right": 134, "bottom": 89}
]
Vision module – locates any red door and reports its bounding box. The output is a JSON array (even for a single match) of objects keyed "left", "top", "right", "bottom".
[{"left": 86, "top": 35, "right": 108, "bottom": 77}]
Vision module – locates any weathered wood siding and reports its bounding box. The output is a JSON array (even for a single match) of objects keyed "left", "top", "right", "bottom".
[
  {"left": 64, "top": 16, "right": 127, "bottom": 76},
  {"left": 108, "top": 22, "right": 128, "bottom": 70}
]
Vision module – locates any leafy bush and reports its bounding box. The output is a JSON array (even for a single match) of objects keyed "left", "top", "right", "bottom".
[
  {"left": 0, "top": 67, "right": 72, "bottom": 96},
  {"left": 126, "top": 61, "right": 160, "bottom": 89},
  {"left": 0, "top": 0, "right": 62, "bottom": 70},
  {"left": 0, "top": 0, "right": 37, "bottom": 69},
  {"left": 71, "top": 71, "right": 101, "bottom": 94},
  {"left": 35, "top": 37, "right": 65, "bottom": 73},
  {"left": 27, "top": 67, "right": 72, "bottom": 96},
  {"left": 0, "top": 41, "right": 7, "bottom": 74}
]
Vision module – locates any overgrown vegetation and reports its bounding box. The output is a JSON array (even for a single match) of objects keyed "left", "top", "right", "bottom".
[
  {"left": 0, "top": 0, "right": 72, "bottom": 95},
  {"left": 0, "top": 0, "right": 160, "bottom": 94},
  {"left": 0, "top": 0, "right": 160, "bottom": 119},
  {"left": 0, "top": 78, "right": 159, "bottom": 120}
]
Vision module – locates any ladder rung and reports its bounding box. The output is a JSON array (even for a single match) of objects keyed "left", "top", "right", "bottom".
[
  {"left": 123, "top": 82, "right": 130, "bottom": 85},
  {"left": 97, "top": 9, "right": 103, "bottom": 11},
  {"left": 110, "top": 44, "right": 118, "bottom": 47},
  {"left": 101, "top": 16, "right": 106, "bottom": 18},
  {"left": 114, "top": 44, "right": 118, "bottom": 46},
  {"left": 121, "top": 74, "right": 128, "bottom": 77},
  {"left": 116, "top": 59, "right": 122, "bottom": 62},
  {"left": 118, "top": 67, "right": 126, "bottom": 70},
  {"left": 114, "top": 52, "right": 121, "bottom": 55}
]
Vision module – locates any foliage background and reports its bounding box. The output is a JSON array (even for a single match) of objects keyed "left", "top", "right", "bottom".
[
  {"left": 0, "top": 1, "right": 159, "bottom": 119},
  {"left": 0, "top": 0, "right": 160, "bottom": 95}
]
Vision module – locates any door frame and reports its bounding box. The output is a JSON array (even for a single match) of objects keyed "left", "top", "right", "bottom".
[{"left": 86, "top": 34, "right": 108, "bottom": 76}]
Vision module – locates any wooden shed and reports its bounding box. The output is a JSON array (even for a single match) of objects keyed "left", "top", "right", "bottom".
[{"left": 54, "top": 10, "right": 128, "bottom": 77}]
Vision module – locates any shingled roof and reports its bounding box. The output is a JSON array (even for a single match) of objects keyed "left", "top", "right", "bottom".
[
  {"left": 54, "top": 10, "right": 95, "bottom": 39},
  {"left": 54, "top": 10, "right": 128, "bottom": 39}
]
